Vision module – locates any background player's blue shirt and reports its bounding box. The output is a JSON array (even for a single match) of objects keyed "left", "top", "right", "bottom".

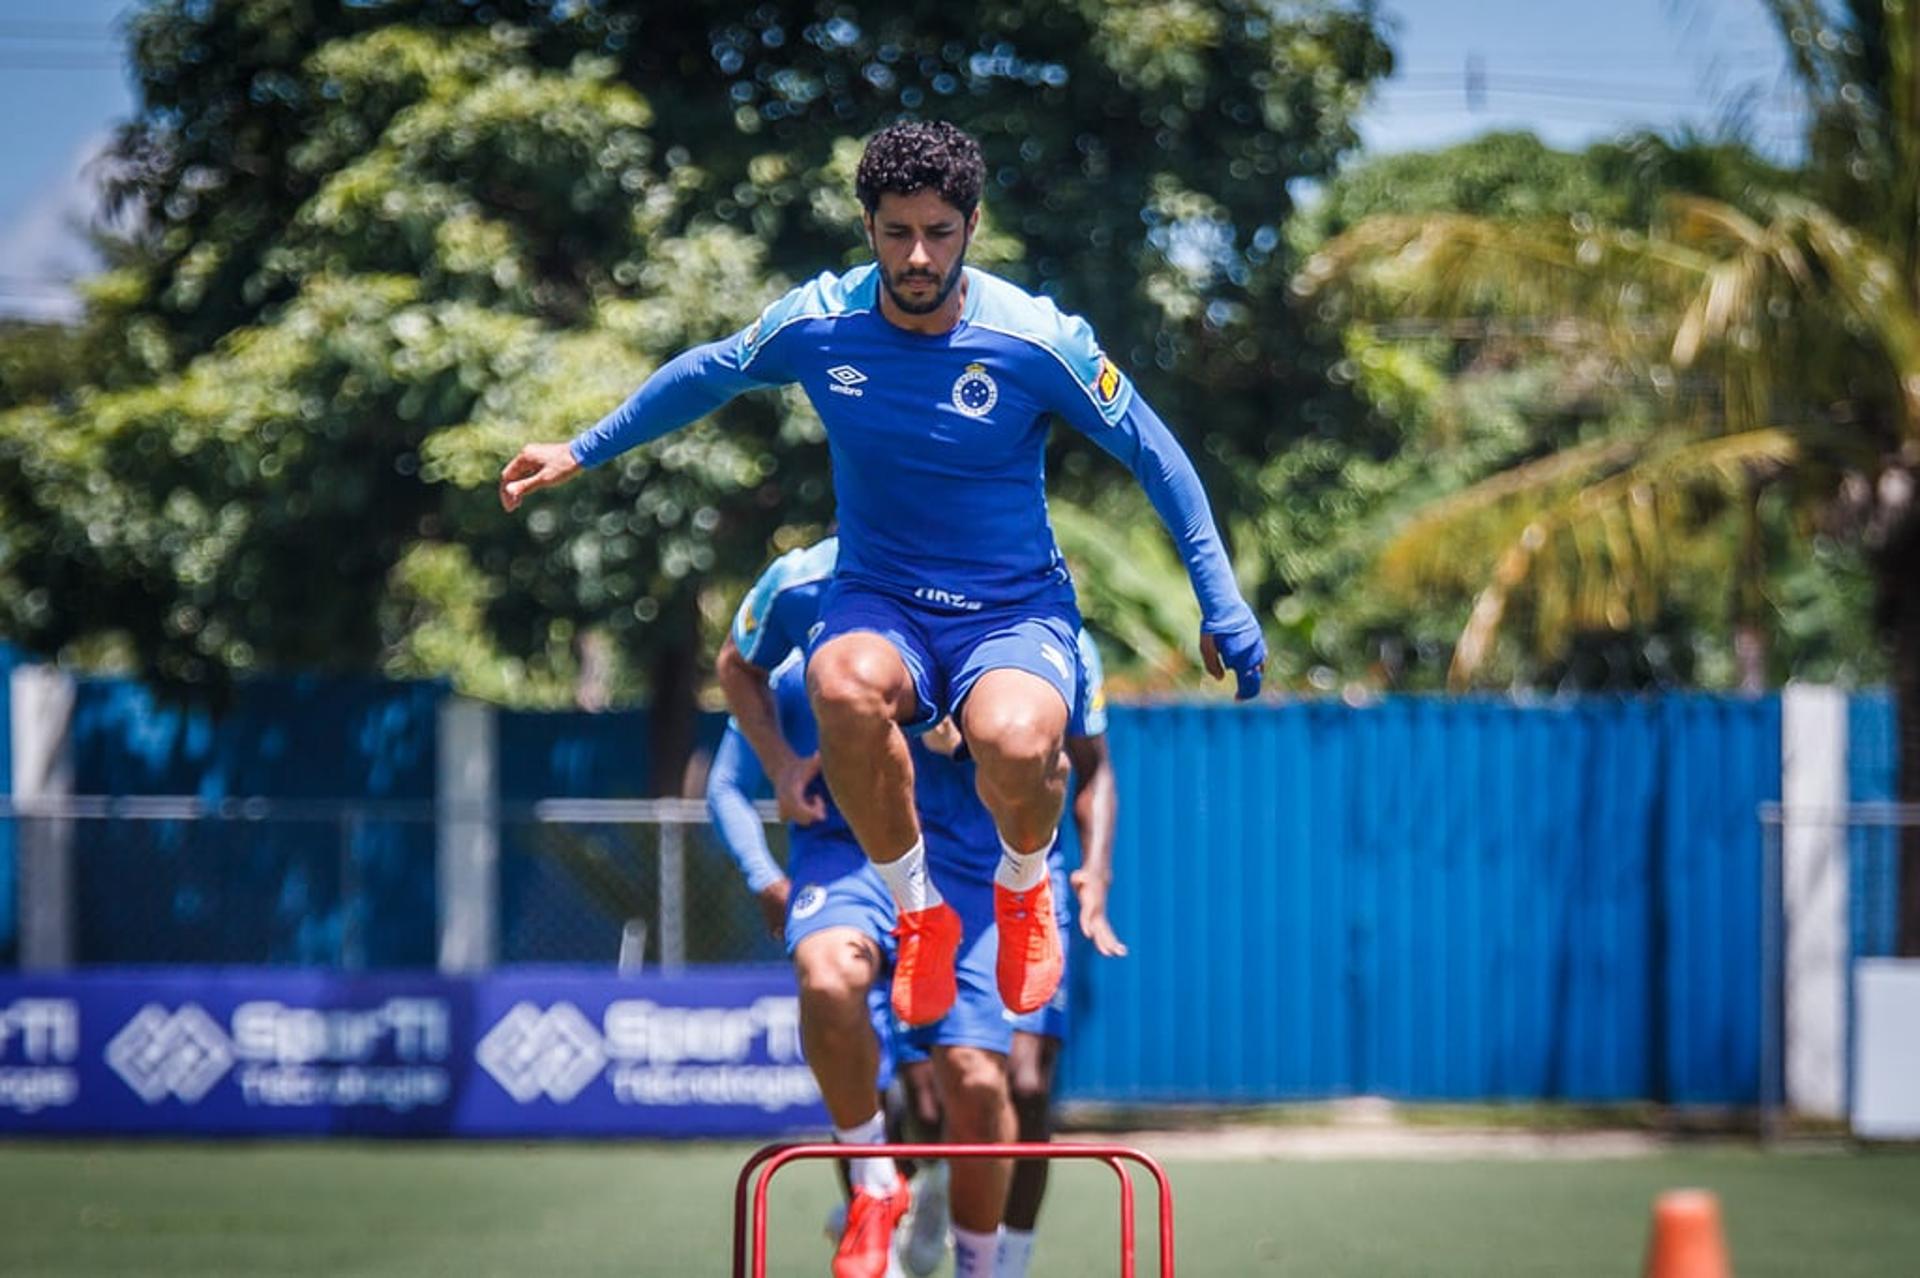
[
  {"left": 729, "top": 537, "right": 837, "bottom": 672},
  {"left": 570, "top": 265, "right": 1254, "bottom": 634},
  {"left": 706, "top": 655, "right": 862, "bottom": 891},
  {"left": 709, "top": 539, "right": 849, "bottom": 889}
]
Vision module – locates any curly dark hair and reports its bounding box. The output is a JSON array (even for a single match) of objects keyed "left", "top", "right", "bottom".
[{"left": 855, "top": 121, "right": 985, "bottom": 217}]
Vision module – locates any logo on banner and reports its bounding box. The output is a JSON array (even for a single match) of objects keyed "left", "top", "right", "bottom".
[
  {"left": 107, "top": 1004, "right": 234, "bottom": 1104},
  {"left": 476, "top": 997, "right": 817, "bottom": 1112},
  {"left": 476, "top": 1003, "right": 607, "bottom": 1103},
  {"left": 105, "top": 999, "right": 451, "bottom": 1111},
  {"left": 0, "top": 999, "right": 80, "bottom": 1113}
]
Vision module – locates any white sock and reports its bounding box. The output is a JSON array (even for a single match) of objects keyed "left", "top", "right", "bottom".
[
  {"left": 952, "top": 1225, "right": 1001, "bottom": 1276},
  {"left": 997, "top": 1228, "right": 1036, "bottom": 1278},
  {"left": 876, "top": 839, "right": 944, "bottom": 914},
  {"left": 832, "top": 1112, "right": 895, "bottom": 1195},
  {"left": 994, "top": 832, "right": 1054, "bottom": 893}
]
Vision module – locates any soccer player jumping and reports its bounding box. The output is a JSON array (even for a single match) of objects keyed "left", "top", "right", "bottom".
[{"left": 500, "top": 121, "right": 1264, "bottom": 1027}]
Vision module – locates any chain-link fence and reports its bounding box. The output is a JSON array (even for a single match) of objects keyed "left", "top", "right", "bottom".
[
  {"left": 1759, "top": 802, "right": 1918, "bottom": 1139},
  {"left": 499, "top": 799, "right": 790, "bottom": 968},
  {"left": 0, "top": 796, "right": 786, "bottom": 971}
]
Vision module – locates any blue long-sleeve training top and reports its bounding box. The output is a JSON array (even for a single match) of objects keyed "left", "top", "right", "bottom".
[{"left": 570, "top": 264, "right": 1254, "bottom": 633}]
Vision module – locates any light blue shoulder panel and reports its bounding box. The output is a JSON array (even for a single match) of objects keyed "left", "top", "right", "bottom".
[
  {"left": 739, "top": 266, "right": 882, "bottom": 370},
  {"left": 730, "top": 536, "right": 841, "bottom": 661},
  {"left": 964, "top": 269, "right": 1134, "bottom": 426}
]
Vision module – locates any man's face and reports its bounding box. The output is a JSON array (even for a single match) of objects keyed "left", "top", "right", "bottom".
[{"left": 865, "top": 189, "right": 978, "bottom": 315}]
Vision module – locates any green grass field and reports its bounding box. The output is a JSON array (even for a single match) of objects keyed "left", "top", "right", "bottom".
[{"left": 1, "top": 1140, "right": 1916, "bottom": 1276}]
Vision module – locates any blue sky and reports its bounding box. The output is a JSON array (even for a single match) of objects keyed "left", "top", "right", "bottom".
[{"left": 0, "top": 0, "right": 1801, "bottom": 319}]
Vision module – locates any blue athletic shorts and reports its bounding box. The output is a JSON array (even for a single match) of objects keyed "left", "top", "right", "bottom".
[
  {"left": 784, "top": 858, "right": 896, "bottom": 959},
  {"left": 811, "top": 579, "right": 1081, "bottom": 730},
  {"left": 892, "top": 870, "right": 1014, "bottom": 1062},
  {"left": 784, "top": 855, "right": 900, "bottom": 1091},
  {"left": 1006, "top": 863, "right": 1073, "bottom": 1042}
]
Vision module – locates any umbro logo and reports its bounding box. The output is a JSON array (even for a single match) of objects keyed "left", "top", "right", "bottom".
[{"left": 825, "top": 364, "right": 867, "bottom": 397}]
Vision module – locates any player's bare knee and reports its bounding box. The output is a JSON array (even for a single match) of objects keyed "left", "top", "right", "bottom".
[
  {"left": 808, "top": 644, "right": 905, "bottom": 728},
  {"left": 941, "top": 1053, "right": 1010, "bottom": 1134},
  {"left": 966, "top": 705, "right": 1061, "bottom": 782},
  {"left": 794, "top": 948, "right": 868, "bottom": 1008},
  {"left": 1008, "top": 1059, "right": 1050, "bottom": 1110}
]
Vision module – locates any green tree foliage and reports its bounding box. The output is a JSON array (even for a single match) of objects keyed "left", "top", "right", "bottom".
[
  {"left": 0, "top": 0, "right": 1391, "bottom": 785},
  {"left": 1301, "top": 0, "right": 1920, "bottom": 946},
  {"left": 1274, "top": 129, "right": 1845, "bottom": 692}
]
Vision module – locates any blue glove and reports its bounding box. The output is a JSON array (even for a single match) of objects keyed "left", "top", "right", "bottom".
[{"left": 1210, "top": 616, "right": 1267, "bottom": 701}]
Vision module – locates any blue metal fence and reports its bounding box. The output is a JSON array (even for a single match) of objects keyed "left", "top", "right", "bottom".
[
  {"left": 1847, "top": 690, "right": 1899, "bottom": 959},
  {"left": 1060, "top": 695, "right": 1781, "bottom": 1106},
  {"left": 10, "top": 670, "right": 1813, "bottom": 1106}
]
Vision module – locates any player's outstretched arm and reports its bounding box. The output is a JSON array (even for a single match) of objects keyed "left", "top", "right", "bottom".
[
  {"left": 705, "top": 725, "right": 790, "bottom": 938},
  {"left": 1064, "top": 732, "right": 1126, "bottom": 958},
  {"left": 1066, "top": 385, "right": 1267, "bottom": 699},
  {"left": 501, "top": 313, "right": 796, "bottom": 512}
]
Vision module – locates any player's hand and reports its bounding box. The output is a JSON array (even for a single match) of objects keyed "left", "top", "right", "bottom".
[
  {"left": 499, "top": 441, "right": 582, "bottom": 512},
  {"left": 756, "top": 879, "right": 791, "bottom": 940},
  {"left": 1200, "top": 618, "right": 1266, "bottom": 701},
  {"left": 775, "top": 754, "right": 827, "bottom": 826},
  {"left": 1070, "top": 868, "right": 1129, "bottom": 958}
]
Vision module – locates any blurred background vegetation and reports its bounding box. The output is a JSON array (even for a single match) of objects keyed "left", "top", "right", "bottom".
[{"left": 0, "top": 0, "right": 1911, "bottom": 809}]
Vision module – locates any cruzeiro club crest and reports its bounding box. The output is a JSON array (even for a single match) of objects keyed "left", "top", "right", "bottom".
[{"left": 950, "top": 362, "right": 998, "bottom": 418}]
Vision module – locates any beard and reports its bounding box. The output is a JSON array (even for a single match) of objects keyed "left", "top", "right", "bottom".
[{"left": 878, "top": 243, "right": 968, "bottom": 315}]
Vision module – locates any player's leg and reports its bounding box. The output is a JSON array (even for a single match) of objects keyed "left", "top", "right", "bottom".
[
  {"left": 907, "top": 869, "right": 1017, "bottom": 1276},
  {"left": 787, "top": 871, "right": 910, "bottom": 1278},
  {"left": 999, "top": 1030, "right": 1061, "bottom": 1277},
  {"left": 828, "top": 982, "right": 912, "bottom": 1251},
  {"left": 897, "top": 1056, "right": 943, "bottom": 1138},
  {"left": 960, "top": 668, "right": 1071, "bottom": 851},
  {"left": 998, "top": 857, "right": 1073, "bottom": 1276},
  {"left": 932, "top": 1043, "right": 1015, "bottom": 1277},
  {"left": 808, "top": 632, "right": 923, "bottom": 861},
  {"left": 958, "top": 664, "right": 1073, "bottom": 1014},
  {"left": 892, "top": 1053, "right": 952, "bottom": 1277},
  {"left": 793, "top": 927, "right": 891, "bottom": 1135},
  {"left": 810, "top": 592, "right": 963, "bottom": 1027}
]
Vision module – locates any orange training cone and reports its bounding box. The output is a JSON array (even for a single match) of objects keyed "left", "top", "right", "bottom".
[{"left": 1644, "top": 1189, "right": 1733, "bottom": 1278}]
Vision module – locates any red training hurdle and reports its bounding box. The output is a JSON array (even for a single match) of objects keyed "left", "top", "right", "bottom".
[{"left": 732, "top": 1140, "right": 1175, "bottom": 1277}]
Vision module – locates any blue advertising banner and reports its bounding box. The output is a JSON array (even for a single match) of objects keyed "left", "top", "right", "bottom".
[{"left": 0, "top": 967, "right": 824, "bottom": 1138}]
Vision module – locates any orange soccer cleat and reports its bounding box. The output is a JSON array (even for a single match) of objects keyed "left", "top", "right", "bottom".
[
  {"left": 994, "top": 876, "right": 1063, "bottom": 1014},
  {"left": 832, "top": 1174, "right": 912, "bottom": 1278},
  {"left": 891, "top": 903, "right": 962, "bottom": 1026}
]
